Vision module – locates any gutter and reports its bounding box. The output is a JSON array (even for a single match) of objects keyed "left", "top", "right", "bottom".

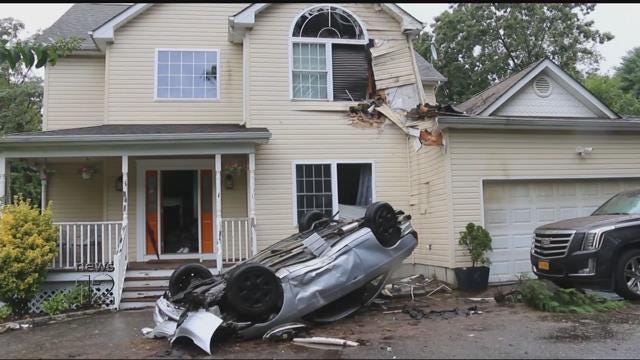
[
  {"left": 0, "top": 132, "right": 272, "bottom": 144},
  {"left": 437, "top": 116, "right": 640, "bottom": 132}
]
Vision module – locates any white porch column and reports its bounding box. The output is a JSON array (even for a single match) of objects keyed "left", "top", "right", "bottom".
[
  {"left": 120, "top": 155, "right": 129, "bottom": 258},
  {"left": 215, "top": 154, "right": 223, "bottom": 273},
  {"left": 0, "top": 156, "right": 6, "bottom": 207},
  {"left": 248, "top": 153, "right": 257, "bottom": 255},
  {"left": 40, "top": 165, "right": 47, "bottom": 211}
]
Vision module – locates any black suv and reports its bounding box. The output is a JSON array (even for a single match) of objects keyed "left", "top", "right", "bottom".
[{"left": 531, "top": 189, "right": 640, "bottom": 300}]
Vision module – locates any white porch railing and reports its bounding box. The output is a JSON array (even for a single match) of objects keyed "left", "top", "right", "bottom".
[
  {"left": 221, "top": 217, "right": 252, "bottom": 263},
  {"left": 52, "top": 222, "right": 122, "bottom": 270}
]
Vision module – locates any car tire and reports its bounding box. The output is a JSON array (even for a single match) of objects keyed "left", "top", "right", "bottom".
[
  {"left": 226, "top": 263, "right": 283, "bottom": 320},
  {"left": 298, "top": 210, "right": 327, "bottom": 233},
  {"left": 365, "top": 202, "right": 401, "bottom": 247},
  {"left": 614, "top": 248, "right": 640, "bottom": 300},
  {"left": 169, "top": 263, "right": 214, "bottom": 296}
]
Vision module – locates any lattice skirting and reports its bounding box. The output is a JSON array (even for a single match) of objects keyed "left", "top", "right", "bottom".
[{"left": 29, "top": 276, "right": 115, "bottom": 314}]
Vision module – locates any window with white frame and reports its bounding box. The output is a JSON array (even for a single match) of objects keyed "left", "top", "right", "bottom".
[
  {"left": 294, "top": 162, "right": 373, "bottom": 223},
  {"left": 290, "top": 5, "right": 369, "bottom": 101},
  {"left": 156, "top": 49, "right": 219, "bottom": 100}
]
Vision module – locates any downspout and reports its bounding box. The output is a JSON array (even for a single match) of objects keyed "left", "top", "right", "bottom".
[{"left": 242, "top": 32, "right": 251, "bottom": 126}]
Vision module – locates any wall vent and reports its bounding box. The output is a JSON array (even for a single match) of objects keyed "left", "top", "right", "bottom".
[{"left": 533, "top": 76, "right": 552, "bottom": 97}]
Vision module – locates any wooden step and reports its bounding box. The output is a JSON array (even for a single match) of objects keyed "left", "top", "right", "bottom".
[
  {"left": 124, "top": 277, "right": 170, "bottom": 288},
  {"left": 119, "top": 296, "right": 157, "bottom": 310},
  {"left": 122, "top": 287, "right": 165, "bottom": 299}
]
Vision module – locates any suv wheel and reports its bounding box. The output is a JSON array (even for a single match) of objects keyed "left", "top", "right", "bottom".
[{"left": 614, "top": 249, "right": 640, "bottom": 300}]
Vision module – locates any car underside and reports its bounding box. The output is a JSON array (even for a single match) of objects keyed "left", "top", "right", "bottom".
[{"left": 148, "top": 201, "right": 418, "bottom": 354}]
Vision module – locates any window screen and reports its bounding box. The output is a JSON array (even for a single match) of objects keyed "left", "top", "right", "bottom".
[
  {"left": 157, "top": 50, "right": 218, "bottom": 99},
  {"left": 295, "top": 164, "right": 333, "bottom": 222}
]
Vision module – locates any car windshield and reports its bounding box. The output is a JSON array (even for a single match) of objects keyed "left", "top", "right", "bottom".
[{"left": 592, "top": 191, "right": 640, "bottom": 215}]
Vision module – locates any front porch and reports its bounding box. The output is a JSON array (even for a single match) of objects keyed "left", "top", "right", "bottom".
[{"left": 0, "top": 124, "right": 270, "bottom": 310}]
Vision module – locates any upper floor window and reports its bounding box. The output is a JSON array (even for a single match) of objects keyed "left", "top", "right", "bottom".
[
  {"left": 290, "top": 6, "right": 369, "bottom": 101},
  {"left": 156, "top": 49, "right": 219, "bottom": 100}
]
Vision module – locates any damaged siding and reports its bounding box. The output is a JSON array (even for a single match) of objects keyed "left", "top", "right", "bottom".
[
  {"left": 370, "top": 41, "right": 416, "bottom": 90},
  {"left": 408, "top": 129, "right": 454, "bottom": 269},
  {"left": 249, "top": 3, "right": 414, "bottom": 250}
]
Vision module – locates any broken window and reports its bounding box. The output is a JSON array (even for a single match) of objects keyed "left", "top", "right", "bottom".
[
  {"left": 294, "top": 162, "right": 374, "bottom": 223},
  {"left": 290, "top": 5, "right": 369, "bottom": 101}
]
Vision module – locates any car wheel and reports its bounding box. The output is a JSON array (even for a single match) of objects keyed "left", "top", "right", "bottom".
[
  {"left": 298, "top": 210, "right": 327, "bottom": 233},
  {"left": 226, "top": 263, "right": 283, "bottom": 320},
  {"left": 169, "top": 263, "right": 214, "bottom": 296},
  {"left": 365, "top": 202, "right": 401, "bottom": 247},
  {"left": 615, "top": 249, "right": 640, "bottom": 300}
]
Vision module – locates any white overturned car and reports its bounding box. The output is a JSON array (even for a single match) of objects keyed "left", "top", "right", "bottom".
[{"left": 149, "top": 202, "right": 418, "bottom": 354}]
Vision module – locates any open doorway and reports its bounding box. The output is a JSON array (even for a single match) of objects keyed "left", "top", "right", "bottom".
[{"left": 161, "top": 170, "right": 199, "bottom": 254}]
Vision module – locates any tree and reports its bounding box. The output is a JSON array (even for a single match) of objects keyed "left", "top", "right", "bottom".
[
  {"left": 418, "top": 3, "right": 614, "bottom": 104},
  {"left": 616, "top": 47, "right": 640, "bottom": 99},
  {"left": 583, "top": 73, "right": 640, "bottom": 116},
  {"left": 0, "top": 18, "right": 80, "bottom": 204}
]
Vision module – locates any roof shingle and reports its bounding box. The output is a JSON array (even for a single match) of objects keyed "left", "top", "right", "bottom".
[{"left": 37, "top": 3, "right": 130, "bottom": 51}]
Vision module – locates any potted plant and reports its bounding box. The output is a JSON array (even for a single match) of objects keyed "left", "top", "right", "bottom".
[{"left": 455, "top": 222, "right": 493, "bottom": 292}]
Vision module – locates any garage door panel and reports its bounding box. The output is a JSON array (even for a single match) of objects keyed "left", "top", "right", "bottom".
[
  {"left": 483, "top": 178, "right": 640, "bottom": 283},
  {"left": 536, "top": 208, "right": 556, "bottom": 222}
]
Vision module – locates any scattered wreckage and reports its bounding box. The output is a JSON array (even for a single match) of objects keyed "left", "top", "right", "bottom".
[{"left": 146, "top": 201, "right": 418, "bottom": 354}]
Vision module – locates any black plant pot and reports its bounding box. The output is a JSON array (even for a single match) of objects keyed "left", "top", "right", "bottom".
[{"left": 454, "top": 266, "right": 490, "bottom": 293}]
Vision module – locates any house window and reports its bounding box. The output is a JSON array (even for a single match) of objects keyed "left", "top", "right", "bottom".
[
  {"left": 156, "top": 49, "right": 219, "bottom": 100},
  {"left": 294, "top": 162, "right": 374, "bottom": 224},
  {"left": 290, "top": 5, "right": 370, "bottom": 101}
]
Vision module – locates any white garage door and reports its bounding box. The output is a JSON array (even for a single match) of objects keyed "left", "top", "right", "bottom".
[{"left": 483, "top": 178, "right": 640, "bottom": 283}]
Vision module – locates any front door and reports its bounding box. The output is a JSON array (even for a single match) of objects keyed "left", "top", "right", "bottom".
[{"left": 144, "top": 168, "right": 215, "bottom": 257}]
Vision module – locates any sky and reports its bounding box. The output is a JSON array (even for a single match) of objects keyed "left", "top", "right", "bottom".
[{"left": 1, "top": 3, "right": 639, "bottom": 75}]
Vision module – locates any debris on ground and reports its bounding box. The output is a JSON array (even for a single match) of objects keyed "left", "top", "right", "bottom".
[
  {"left": 380, "top": 274, "right": 452, "bottom": 299},
  {"left": 292, "top": 337, "right": 359, "bottom": 347}
]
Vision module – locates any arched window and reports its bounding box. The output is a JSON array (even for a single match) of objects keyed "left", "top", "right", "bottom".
[
  {"left": 292, "top": 6, "right": 366, "bottom": 40},
  {"left": 290, "top": 5, "right": 369, "bottom": 101}
]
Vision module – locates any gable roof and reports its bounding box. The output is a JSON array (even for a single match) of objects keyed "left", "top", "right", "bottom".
[
  {"left": 413, "top": 50, "right": 447, "bottom": 83},
  {"left": 37, "top": 3, "right": 131, "bottom": 51},
  {"left": 456, "top": 58, "right": 618, "bottom": 119},
  {"left": 456, "top": 59, "right": 544, "bottom": 115}
]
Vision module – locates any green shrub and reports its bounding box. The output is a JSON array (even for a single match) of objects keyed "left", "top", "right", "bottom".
[
  {"left": 458, "top": 223, "right": 492, "bottom": 267},
  {"left": 0, "top": 198, "right": 58, "bottom": 314},
  {"left": 519, "top": 279, "right": 627, "bottom": 313},
  {"left": 41, "top": 292, "right": 69, "bottom": 316},
  {"left": 0, "top": 304, "right": 12, "bottom": 319},
  {"left": 66, "top": 282, "right": 95, "bottom": 309}
]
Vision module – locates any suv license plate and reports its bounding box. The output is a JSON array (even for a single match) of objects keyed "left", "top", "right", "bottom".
[{"left": 538, "top": 260, "right": 549, "bottom": 271}]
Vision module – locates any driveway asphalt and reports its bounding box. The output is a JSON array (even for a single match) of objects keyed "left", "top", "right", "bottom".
[{"left": 2, "top": 291, "right": 640, "bottom": 359}]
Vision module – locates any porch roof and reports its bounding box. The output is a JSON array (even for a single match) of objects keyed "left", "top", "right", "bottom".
[
  {"left": 0, "top": 124, "right": 271, "bottom": 158},
  {"left": 2, "top": 124, "right": 270, "bottom": 143}
]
